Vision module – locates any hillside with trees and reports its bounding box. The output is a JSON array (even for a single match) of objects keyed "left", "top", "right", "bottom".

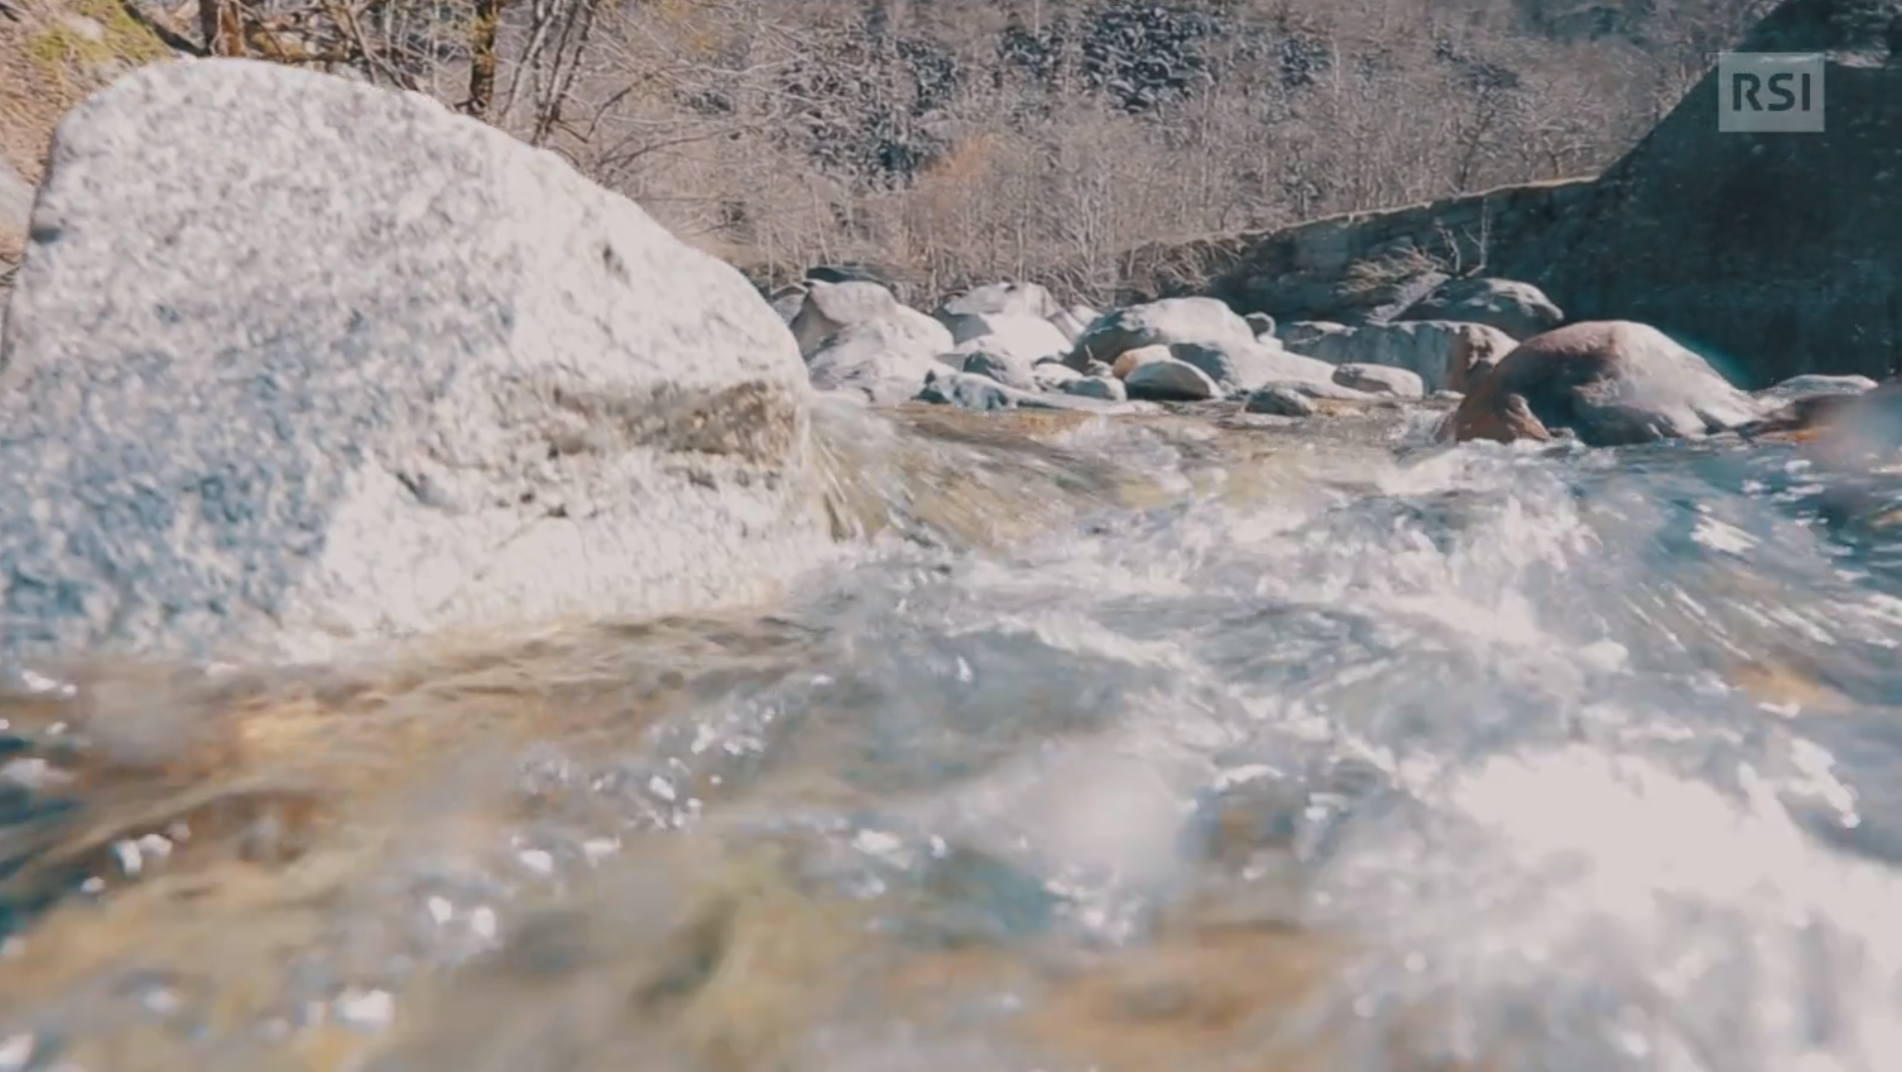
[{"left": 1, "top": 0, "right": 1777, "bottom": 305}]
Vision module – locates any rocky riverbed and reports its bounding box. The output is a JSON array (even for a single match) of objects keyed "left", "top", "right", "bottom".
[{"left": 4, "top": 55, "right": 1902, "bottom": 1072}]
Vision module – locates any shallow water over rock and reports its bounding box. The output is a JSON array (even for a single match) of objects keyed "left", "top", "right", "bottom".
[{"left": 2, "top": 399, "right": 1901, "bottom": 1072}]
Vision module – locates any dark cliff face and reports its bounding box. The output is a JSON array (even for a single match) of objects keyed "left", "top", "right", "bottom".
[{"left": 1519, "top": 0, "right": 1902, "bottom": 386}]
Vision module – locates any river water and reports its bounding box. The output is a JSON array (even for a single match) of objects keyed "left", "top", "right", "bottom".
[{"left": 2, "top": 396, "right": 1901, "bottom": 1072}]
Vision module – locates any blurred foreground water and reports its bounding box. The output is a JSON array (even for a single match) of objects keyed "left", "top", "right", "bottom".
[{"left": 2, "top": 397, "right": 1901, "bottom": 1072}]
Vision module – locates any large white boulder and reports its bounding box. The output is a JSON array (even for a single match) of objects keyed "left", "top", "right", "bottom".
[{"left": 0, "top": 59, "right": 830, "bottom": 666}]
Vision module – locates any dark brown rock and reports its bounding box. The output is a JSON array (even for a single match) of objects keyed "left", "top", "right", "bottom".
[{"left": 1447, "top": 321, "right": 1762, "bottom": 446}]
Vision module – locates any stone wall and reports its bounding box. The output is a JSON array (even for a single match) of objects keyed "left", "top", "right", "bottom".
[
  {"left": 1118, "top": 0, "right": 1902, "bottom": 389},
  {"left": 1116, "top": 177, "right": 1597, "bottom": 326},
  {"left": 1526, "top": 0, "right": 1902, "bottom": 387}
]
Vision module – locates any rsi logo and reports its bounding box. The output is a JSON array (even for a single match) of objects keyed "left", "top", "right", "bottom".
[
  {"left": 1716, "top": 52, "right": 1825, "bottom": 132},
  {"left": 1730, "top": 70, "right": 1814, "bottom": 113}
]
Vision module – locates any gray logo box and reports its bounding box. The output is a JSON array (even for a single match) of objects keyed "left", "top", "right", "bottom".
[{"left": 1717, "top": 51, "right": 1825, "bottom": 132}]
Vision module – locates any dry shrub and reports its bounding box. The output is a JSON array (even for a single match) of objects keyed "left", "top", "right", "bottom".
[{"left": 0, "top": 0, "right": 175, "bottom": 186}]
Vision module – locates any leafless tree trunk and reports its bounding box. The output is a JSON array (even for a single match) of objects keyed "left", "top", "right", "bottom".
[
  {"left": 198, "top": 0, "right": 241, "bottom": 55},
  {"left": 466, "top": 0, "right": 503, "bottom": 119}
]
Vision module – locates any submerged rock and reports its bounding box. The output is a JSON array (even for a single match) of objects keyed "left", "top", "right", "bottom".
[
  {"left": 916, "top": 368, "right": 1131, "bottom": 412},
  {"left": 0, "top": 59, "right": 829, "bottom": 666}
]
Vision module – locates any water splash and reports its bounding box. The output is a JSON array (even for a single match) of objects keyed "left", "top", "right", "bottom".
[{"left": 2, "top": 403, "right": 1901, "bottom": 1071}]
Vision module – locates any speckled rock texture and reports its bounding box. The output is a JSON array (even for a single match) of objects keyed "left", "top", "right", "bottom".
[{"left": 0, "top": 58, "right": 829, "bottom": 666}]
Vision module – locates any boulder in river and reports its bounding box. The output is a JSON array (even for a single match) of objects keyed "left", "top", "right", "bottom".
[
  {"left": 1068, "top": 296, "right": 1256, "bottom": 370},
  {"left": 1275, "top": 320, "right": 1351, "bottom": 350},
  {"left": 0, "top": 58, "right": 829, "bottom": 666},
  {"left": 1244, "top": 386, "right": 1318, "bottom": 417},
  {"left": 1062, "top": 375, "right": 1127, "bottom": 402},
  {"left": 1291, "top": 320, "right": 1516, "bottom": 394},
  {"left": 915, "top": 368, "right": 1135, "bottom": 413},
  {"left": 1124, "top": 357, "right": 1221, "bottom": 401},
  {"left": 960, "top": 347, "right": 1041, "bottom": 392},
  {"left": 1395, "top": 277, "right": 1564, "bottom": 340},
  {"left": 1048, "top": 305, "right": 1093, "bottom": 344},
  {"left": 936, "top": 281, "right": 1061, "bottom": 321},
  {"left": 1446, "top": 320, "right": 1762, "bottom": 446},
  {"left": 807, "top": 319, "right": 949, "bottom": 403},
  {"left": 938, "top": 312, "right": 1071, "bottom": 363},
  {"left": 1332, "top": 363, "right": 1425, "bottom": 398},
  {"left": 790, "top": 279, "right": 950, "bottom": 358},
  {"left": 1168, "top": 339, "right": 1335, "bottom": 390}
]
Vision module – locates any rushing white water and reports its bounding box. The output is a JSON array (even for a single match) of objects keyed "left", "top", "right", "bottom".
[{"left": 3, "top": 402, "right": 1901, "bottom": 1071}]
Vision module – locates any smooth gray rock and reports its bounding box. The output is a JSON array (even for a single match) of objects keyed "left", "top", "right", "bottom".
[
  {"left": 915, "top": 369, "right": 1133, "bottom": 413},
  {"left": 1123, "top": 358, "right": 1220, "bottom": 401},
  {"left": 1048, "top": 306, "right": 1092, "bottom": 344},
  {"left": 916, "top": 369, "right": 1014, "bottom": 410},
  {"left": 0, "top": 58, "right": 828, "bottom": 667},
  {"left": 1244, "top": 386, "right": 1317, "bottom": 417},
  {"left": 1291, "top": 320, "right": 1516, "bottom": 394},
  {"left": 1350, "top": 267, "right": 1449, "bottom": 325},
  {"left": 1030, "top": 360, "right": 1083, "bottom": 391},
  {"left": 790, "top": 279, "right": 949, "bottom": 358},
  {"left": 1244, "top": 312, "right": 1276, "bottom": 339},
  {"left": 1069, "top": 297, "right": 1255, "bottom": 369},
  {"left": 1062, "top": 375, "right": 1127, "bottom": 402},
  {"left": 1255, "top": 379, "right": 1376, "bottom": 402},
  {"left": 939, "top": 312, "right": 1070, "bottom": 362},
  {"left": 1332, "top": 363, "right": 1426, "bottom": 398},
  {"left": 1168, "top": 339, "right": 1335, "bottom": 390},
  {"left": 936, "top": 281, "right": 1060, "bottom": 320},
  {"left": 806, "top": 319, "right": 945, "bottom": 404},
  {"left": 1396, "top": 277, "right": 1564, "bottom": 340},
  {"left": 961, "top": 347, "right": 1041, "bottom": 392},
  {"left": 1274, "top": 320, "right": 1351, "bottom": 349},
  {"left": 768, "top": 283, "right": 808, "bottom": 324}
]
